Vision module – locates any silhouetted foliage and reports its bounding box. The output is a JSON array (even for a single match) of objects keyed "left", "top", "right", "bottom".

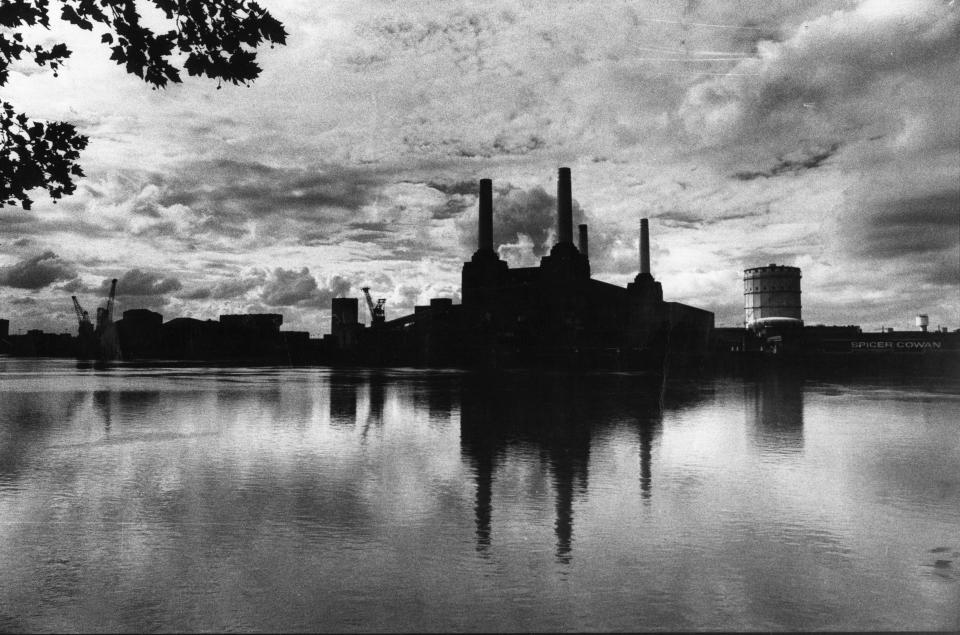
[{"left": 0, "top": 0, "right": 286, "bottom": 209}]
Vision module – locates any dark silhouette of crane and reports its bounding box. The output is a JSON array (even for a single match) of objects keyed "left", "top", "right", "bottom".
[
  {"left": 72, "top": 279, "right": 120, "bottom": 361},
  {"left": 98, "top": 279, "right": 121, "bottom": 360},
  {"left": 95, "top": 279, "right": 117, "bottom": 334},
  {"left": 72, "top": 295, "right": 96, "bottom": 359},
  {"left": 71, "top": 296, "right": 92, "bottom": 329},
  {"left": 361, "top": 287, "right": 386, "bottom": 327}
]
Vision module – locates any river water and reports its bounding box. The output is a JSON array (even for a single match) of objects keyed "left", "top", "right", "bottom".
[{"left": 0, "top": 358, "right": 957, "bottom": 632}]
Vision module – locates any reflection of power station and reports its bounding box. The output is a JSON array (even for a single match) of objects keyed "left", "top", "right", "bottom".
[{"left": 744, "top": 264, "right": 803, "bottom": 330}]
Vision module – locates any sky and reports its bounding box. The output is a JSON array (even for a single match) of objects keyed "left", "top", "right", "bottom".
[{"left": 1, "top": 0, "right": 958, "bottom": 335}]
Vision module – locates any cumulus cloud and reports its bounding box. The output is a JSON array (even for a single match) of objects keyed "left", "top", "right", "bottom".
[
  {"left": 2, "top": 1, "right": 957, "bottom": 333},
  {"left": 457, "top": 184, "right": 586, "bottom": 255},
  {"left": 158, "top": 160, "right": 389, "bottom": 221},
  {"left": 679, "top": 0, "right": 960, "bottom": 162},
  {"left": 0, "top": 252, "right": 77, "bottom": 289},
  {"left": 261, "top": 268, "right": 321, "bottom": 306},
  {"left": 104, "top": 270, "right": 183, "bottom": 297},
  {"left": 180, "top": 275, "right": 265, "bottom": 301},
  {"left": 91, "top": 270, "right": 183, "bottom": 311},
  {"left": 57, "top": 278, "right": 87, "bottom": 294},
  {"left": 497, "top": 233, "right": 539, "bottom": 268},
  {"left": 260, "top": 268, "right": 353, "bottom": 308},
  {"left": 844, "top": 190, "right": 959, "bottom": 261}
]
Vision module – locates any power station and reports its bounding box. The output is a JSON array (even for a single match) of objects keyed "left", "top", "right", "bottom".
[
  {"left": 1, "top": 167, "right": 956, "bottom": 370},
  {"left": 323, "top": 167, "right": 714, "bottom": 369}
]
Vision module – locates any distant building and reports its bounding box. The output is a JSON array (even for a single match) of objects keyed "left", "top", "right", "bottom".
[
  {"left": 744, "top": 264, "right": 803, "bottom": 329},
  {"left": 331, "top": 298, "right": 360, "bottom": 351},
  {"left": 345, "top": 168, "right": 714, "bottom": 369},
  {"left": 8, "top": 329, "right": 75, "bottom": 357},
  {"left": 458, "top": 169, "right": 713, "bottom": 368},
  {"left": 161, "top": 317, "right": 220, "bottom": 359},
  {"left": 116, "top": 309, "right": 163, "bottom": 359},
  {"left": 219, "top": 314, "right": 283, "bottom": 334}
]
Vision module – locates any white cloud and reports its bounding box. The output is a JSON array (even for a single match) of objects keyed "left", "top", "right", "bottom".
[{"left": 1, "top": 0, "right": 957, "bottom": 333}]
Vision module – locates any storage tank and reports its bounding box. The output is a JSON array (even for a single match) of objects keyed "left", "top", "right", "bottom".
[
  {"left": 744, "top": 264, "right": 803, "bottom": 329},
  {"left": 915, "top": 314, "right": 929, "bottom": 332}
]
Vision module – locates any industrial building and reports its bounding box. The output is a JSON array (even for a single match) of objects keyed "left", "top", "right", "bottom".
[
  {"left": 744, "top": 264, "right": 803, "bottom": 329},
  {"left": 98, "top": 306, "right": 314, "bottom": 362},
  {"left": 5, "top": 166, "right": 952, "bottom": 371},
  {"left": 333, "top": 168, "right": 715, "bottom": 369},
  {"left": 711, "top": 262, "right": 959, "bottom": 372}
]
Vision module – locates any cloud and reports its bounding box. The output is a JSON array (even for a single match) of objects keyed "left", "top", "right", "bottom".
[
  {"left": 497, "top": 233, "right": 539, "bottom": 268},
  {"left": 679, "top": 0, "right": 960, "bottom": 162},
  {"left": 95, "top": 270, "right": 183, "bottom": 310},
  {"left": 0, "top": 252, "right": 77, "bottom": 289},
  {"left": 425, "top": 180, "right": 479, "bottom": 197},
  {"left": 845, "top": 189, "right": 959, "bottom": 260},
  {"left": 57, "top": 278, "right": 87, "bottom": 294},
  {"left": 2, "top": 1, "right": 956, "bottom": 334},
  {"left": 261, "top": 268, "right": 321, "bottom": 306},
  {"left": 457, "top": 184, "right": 585, "bottom": 255},
  {"left": 180, "top": 275, "right": 265, "bottom": 301},
  {"left": 157, "top": 160, "right": 389, "bottom": 221},
  {"left": 733, "top": 143, "right": 841, "bottom": 180},
  {"left": 260, "top": 268, "right": 353, "bottom": 308}
]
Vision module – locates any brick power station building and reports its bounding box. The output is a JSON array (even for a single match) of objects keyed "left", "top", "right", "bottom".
[{"left": 329, "top": 168, "right": 714, "bottom": 369}]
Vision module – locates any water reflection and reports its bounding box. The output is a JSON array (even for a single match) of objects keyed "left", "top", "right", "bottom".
[
  {"left": 461, "top": 373, "right": 700, "bottom": 561},
  {"left": 328, "top": 370, "right": 359, "bottom": 425},
  {"left": 0, "top": 390, "right": 87, "bottom": 487},
  {"left": 746, "top": 369, "right": 805, "bottom": 453},
  {"left": 638, "top": 409, "right": 661, "bottom": 501},
  {"left": 93, "top": 390, "right": 163, "bottom": 432},
  {"left": 363, "top": 371, "right": 388, "bottom": 439},
  {"left": 0, "top": 361, "right": 956, "bottom": 632}
]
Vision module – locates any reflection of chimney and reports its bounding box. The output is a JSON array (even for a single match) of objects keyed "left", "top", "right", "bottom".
[
  {"left": 478, "top": 178, "right": 493, "bottom": 252},
  {"left": 578, "top": 224, "right": 588, "bottom": 257},
  {"left": 554, "top": 469, "right": 574, "bottom": 563},
  {"left": 640, "top": 218, "right": 651, "bottom": 276},
  {"left": 557, "top": 167, "right": 573, "bottom": 245},
  {"left": 639, "top": 423, "right": 653, "bottom": 500},
  {"left": 474, "top": 452, "right": 493, "bottom": 555}
]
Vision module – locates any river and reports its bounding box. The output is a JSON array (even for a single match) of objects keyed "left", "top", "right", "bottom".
[{"left": 0, "top": 358, "right": 957, "bottom": 631}]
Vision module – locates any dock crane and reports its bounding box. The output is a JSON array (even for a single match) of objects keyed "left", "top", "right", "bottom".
[
  {"left": 73, "top": 278, "right": 120, "bottom": 361},
  {"left": 71, "top": 296, "right": 93, "bottom": 331},
  {"left": 95, "top": 278, "right": 118, "bottom": 334},
  {"left": 72, "top": 295, "right": 95, "bottom": 360},
  {"left": 98, "top": 279, "right": 121, "bottom": 361},
  {"left": 361, "top": 286, "right": 386, "bottom": 327}
]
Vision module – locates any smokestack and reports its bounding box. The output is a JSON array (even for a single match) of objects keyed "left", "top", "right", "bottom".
[
  {"left": 478, "top": 178, "right": 493, "bottom": 252},
  {"left": 640, "top": 218, "right": 651, "bottom": 275},
  {"left": 557, "top": 167, "right": 573, "bottom": 245},
  {"left": 578, "top": 224, "right": 588, "bottom": 257}
]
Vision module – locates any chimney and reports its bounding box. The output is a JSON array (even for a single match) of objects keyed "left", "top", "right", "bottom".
[
  {"left": 640, "top": 218, "right": 651, "bottom": 275},
  {"left": 478, "top": 178, "right": 493, "bottom": 252},
  {"left": 578, "top": 224, "right": 588, "bottom": 257},
  {"left": 557, "top": 167, "right": 573, "bottom": 245}
]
